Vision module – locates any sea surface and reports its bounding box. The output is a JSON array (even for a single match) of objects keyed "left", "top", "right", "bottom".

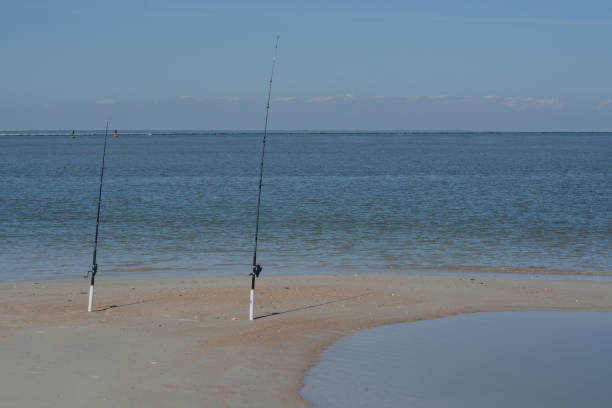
[
  {"left": 301, "top": 311, "right": 612, "bottom": 408},
  {"left": 0, "top": 132, "right": 610, "bottom": 281}
]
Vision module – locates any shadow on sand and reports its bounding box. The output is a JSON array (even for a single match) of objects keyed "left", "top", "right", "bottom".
[
  {"left": 254, "top": 292, "right": 370, "bottom": 320},
  {"left": 95, "top": 299, "right": 153, "bottom": 312}
]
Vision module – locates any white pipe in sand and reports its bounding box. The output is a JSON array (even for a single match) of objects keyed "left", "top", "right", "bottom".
[
  {"left": 88, "top": 285, "right": 94, "bottom": 312},
  {"left": 249, "top": 289, "right": 254, "bottom": 320}
]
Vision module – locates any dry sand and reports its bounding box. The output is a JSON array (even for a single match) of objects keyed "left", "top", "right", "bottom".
[{"left": 1, "top": 273, "right": 611, "bottom": 407}]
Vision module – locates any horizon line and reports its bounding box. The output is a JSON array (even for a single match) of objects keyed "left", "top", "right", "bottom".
[{"left": 2, "top": 129, "right": 612, "bottom": 136}]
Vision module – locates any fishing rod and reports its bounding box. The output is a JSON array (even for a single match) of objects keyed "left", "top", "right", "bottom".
[
  {"left": 86, "top": 122, "right": 110, "bottom": 312},
  {"left": 250, "top": 36, "right": 279, "bottom": 321}
]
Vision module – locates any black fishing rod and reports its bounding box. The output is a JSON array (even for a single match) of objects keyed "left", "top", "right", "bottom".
[
  {"left": 86, "top": 122, "right": 109, "bottom": 312},
  {"left": 250, "top": 36, "right": 279, "bottom": 320}
]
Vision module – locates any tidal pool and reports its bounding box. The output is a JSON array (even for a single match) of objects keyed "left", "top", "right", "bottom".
[{"left": 301, "top": 311, "right": 612, "bottom": 407}]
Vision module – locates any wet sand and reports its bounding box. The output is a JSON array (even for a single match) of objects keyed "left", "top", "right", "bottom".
[{"left": 1, "top": 274, "right": 611, "bottom": 407}]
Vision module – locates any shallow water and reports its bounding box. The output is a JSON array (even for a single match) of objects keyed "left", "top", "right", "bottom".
[
  {"left": 1, "top": 133, "right": 611, "bottom": 281},
  {"left": 301, "top": 311, "right": 612, "bottom": 408}
]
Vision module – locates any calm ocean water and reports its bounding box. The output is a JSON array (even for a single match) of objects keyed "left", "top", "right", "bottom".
[
  {"left": 1, "top": 132, "right": 610, "bottom": 281},
  {"left": 301, "top": 311, "right": 612, "bottom": 408}
]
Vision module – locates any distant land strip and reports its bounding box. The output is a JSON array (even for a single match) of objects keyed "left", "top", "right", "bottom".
[{"left": 2, "top": 130, "right": 612, "bottom": 137}]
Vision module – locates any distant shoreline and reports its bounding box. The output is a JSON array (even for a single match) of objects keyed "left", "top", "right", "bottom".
[
  {"left": 2, "top": 130, "right": 612, "bottom": 137},
  {"left": 3, "top": 263, "right": 611, "bottom": 285}
]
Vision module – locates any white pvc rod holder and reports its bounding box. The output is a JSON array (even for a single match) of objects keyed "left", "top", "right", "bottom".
[
  {"left": 88, "top": 285, "right": 94, "bottom": 312},
  {"left": 249, "top": 289, "right": 254, "bottom": 320}
]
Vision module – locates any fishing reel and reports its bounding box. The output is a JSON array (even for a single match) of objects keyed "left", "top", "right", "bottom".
[
  {"left": 84, "top": 264, "right": 98, "bottom": 279},
  {"left": 251, "top": 264, "right": 262, "bottom": 278}
]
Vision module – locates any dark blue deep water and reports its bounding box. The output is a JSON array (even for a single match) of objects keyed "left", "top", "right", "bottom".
[
  {"left": 1, "top": 133, "right": 610, "bottom": 281},
  {"left": 301, "top": 311, "right": 612, "bottom": 408}
]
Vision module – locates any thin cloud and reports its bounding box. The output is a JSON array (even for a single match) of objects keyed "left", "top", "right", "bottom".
[
  {"left": 504, "top": 97, "right": 563, "bottom": 111},
  {"left": 177, "top": 95, "right": 196, "bottom": 101},
  {"left": 368, "top": 95, "right": 419, "bottom": 102},
  {"left": 421, "top": 95, "right": 562, "bottom": 110},
  {"left": 421, "top": 95, "right": 477, "bottom": 105},
  {"left": 370, "top": 95, "right": 474, "bottom": 103},
  {"left": 307, "top": 93, "right": 354, "bottom": 103},
  {"left": 598, "top": 98, "right": 612, "bottom": 111},
  {"left": 273, "top": 96, "right": 295, "bottom": 103},
  {"left": 365, "top": 94, "right": 565, "bottom": 110},
  {"left": 307, "top": 95, "right": 336, "bottom": 103},
  {"left": 268, "top": 94, "right": 566, "bottom": 112},
  {"left": 96, "top": 99, "right": 116, "bottom": 105}
]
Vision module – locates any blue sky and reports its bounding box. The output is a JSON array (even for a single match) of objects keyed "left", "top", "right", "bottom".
[{"left": 1, "top": 0, "right": 611, "bottom": 130}]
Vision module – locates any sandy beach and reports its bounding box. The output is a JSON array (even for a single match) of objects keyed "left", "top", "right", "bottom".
[{"left": 1, "top": 273, "right": 611, "bottom": 407}]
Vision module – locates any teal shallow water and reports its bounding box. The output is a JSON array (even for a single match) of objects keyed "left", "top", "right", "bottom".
[
  {"left": 1, "top": 133, "right": 611, "bottom": 281},
  {"left": 301, "top": 311, "right": 612, "bottom": 408}
]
